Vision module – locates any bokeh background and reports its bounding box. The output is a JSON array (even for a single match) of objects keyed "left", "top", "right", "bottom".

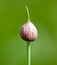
[{"left": 0, "top": 0, "right": 57, "bottom": 65}]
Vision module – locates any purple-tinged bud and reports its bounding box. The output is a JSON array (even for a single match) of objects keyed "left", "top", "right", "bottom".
[
  {"left": 20, "top": 21, "right": 38, "bottom": 41},
  {"left": 20, "top": 6, "right": 38, "bottom": 41}
]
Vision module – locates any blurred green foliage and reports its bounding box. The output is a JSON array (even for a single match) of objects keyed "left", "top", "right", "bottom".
[{"left": 0, "top": 0, "right": 57, "bottom": 65}]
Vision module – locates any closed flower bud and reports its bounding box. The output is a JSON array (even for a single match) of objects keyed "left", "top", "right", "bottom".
[
  {"left": 20, "top": 21, "right": 38, "bottom": 41},
  {"left": 20, "top": 6, "right": 38, "bottom": 41}
]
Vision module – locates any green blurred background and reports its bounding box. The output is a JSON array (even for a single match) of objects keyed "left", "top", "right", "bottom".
[{"left": 0, "top": 0, "right": 57, "bottom": 65}]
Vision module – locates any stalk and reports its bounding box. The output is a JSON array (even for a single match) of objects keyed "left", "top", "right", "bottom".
[
  {"left": 26, "top": 6, "right": 30, "bottom": 21},
  {"left": 27, "top": 42, "right": 31, "bottom": 65}
]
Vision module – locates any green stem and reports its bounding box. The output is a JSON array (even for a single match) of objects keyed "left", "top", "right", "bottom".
[
  {"left": 26, "top": 6, "right": 30, "bottom": 21},
  {"left": 27, "top": 42, "right": 31, "bottom": 65}
]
